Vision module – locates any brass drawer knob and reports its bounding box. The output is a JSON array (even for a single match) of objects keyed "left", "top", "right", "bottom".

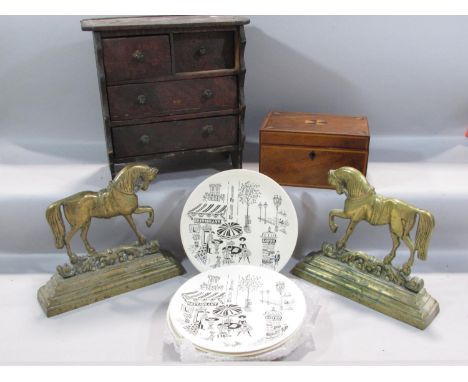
[
  {"left": 203, "top": 89, "right": 213, "bottom": 99},
  {"left": 140, "top": 134, "right": 150, "bottom": 144},
  {"left": 202, "top": 124, "right": 215, "bottom": 137},
  {"left": 132, "top": 49, "right": 145, "bottom": 62},
  {"left": 197, "top": 46, "right": 207, "bottom": 56},
  {"left": 137, "top": 94, "right": 147, "bottom": 105}
]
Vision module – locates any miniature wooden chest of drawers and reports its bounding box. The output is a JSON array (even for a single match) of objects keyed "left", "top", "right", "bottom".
[
  {"left": 81, "top": 16, "right": 249, "bottom": 176},
  {"left": 259, "top": 111, "right": 370, "bottom": 188}
]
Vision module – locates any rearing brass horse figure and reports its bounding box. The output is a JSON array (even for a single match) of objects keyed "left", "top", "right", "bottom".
[
  {"left": 328, "top": 167, "right": 435, "bottom": 275},
  {"left": 46, "top": 163, "right": 158, "bottom": 264}
]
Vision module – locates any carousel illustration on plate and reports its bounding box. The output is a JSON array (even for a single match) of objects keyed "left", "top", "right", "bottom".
[
  {"left": 167, "top": 265, "right": 307, "bottom": 355},
  {"left": 180, "top": 170, "right": 298, "bottom": 272}
]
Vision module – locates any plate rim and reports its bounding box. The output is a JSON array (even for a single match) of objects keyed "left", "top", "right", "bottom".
[
  {"left": 166, "top": 308, "right": 304, "bottom": 358},
  {"left": 167, "top": 265, "right": 306, "bottom": 355}
]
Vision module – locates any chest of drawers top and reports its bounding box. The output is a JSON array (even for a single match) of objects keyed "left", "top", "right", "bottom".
[{"left": 81, "top": 15, "right": 250, "bottom": 31}]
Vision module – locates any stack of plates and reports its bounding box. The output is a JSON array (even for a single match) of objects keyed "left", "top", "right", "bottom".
[
  {"left": 168, "top": 169, "right": 306, "bottom": 359},
  {"left": 167, "top": 265, "right": 306, "bottom": 358}
]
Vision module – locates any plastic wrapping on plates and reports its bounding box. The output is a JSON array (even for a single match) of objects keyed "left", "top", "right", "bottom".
[{"left": 163, "top": 278, "right": 320, "bottom": 362}]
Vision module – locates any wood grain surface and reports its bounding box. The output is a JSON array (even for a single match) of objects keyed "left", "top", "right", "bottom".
[
  {"left": 81, "top": 16, "right": 250, "bottom": 31},
  {"left": 261, "top": 111, "right": 369, "bottom": 137},
  {"left": 107, "top": 76, "right": 238, "bottom": 121},
  {"left": 112, "top": 115, "right": 238, "bottom": 158},
  {"left": 174, "top": 31, "right": 235, "bottom": 73},
  {"left": 260, "top": 111, "right": 370, "bottom": 188},
  {"left": 83, "top": 16, "right": 247, "bottom": 175},
  {"left": 260, "top": 145, "right": 368, "bottom": 188},
  {"left": 102, "top": 35, "right": 172, "bottom": 83}
]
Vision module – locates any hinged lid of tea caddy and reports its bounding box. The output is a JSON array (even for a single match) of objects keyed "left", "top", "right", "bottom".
[{"left": 260, "top": 111, "right": 370, "bottom": 150}]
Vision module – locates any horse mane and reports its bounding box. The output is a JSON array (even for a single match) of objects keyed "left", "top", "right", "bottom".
[
  {"left": 112, "top": 164, "right": 147, "bottom": 194},
  {"left": 334, "top": 167, "right": 374, "bottom": 197}
]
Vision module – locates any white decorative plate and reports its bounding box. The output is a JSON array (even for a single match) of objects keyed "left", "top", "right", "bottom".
[
  {"left": 166, "top": 311, "right": 299, "bottom": 358},
  {"left": 167, "top": 265, "right": 306, "bottom": 355},
  {"left": 180, "top": 169, "right": 298, "bottom": 272}
]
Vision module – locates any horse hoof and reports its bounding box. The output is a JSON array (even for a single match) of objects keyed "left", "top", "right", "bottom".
[
  {"left": 69, "top": 254, "right": 79, "bottom": 264},
  {"left": 146, "top": 220, "right": 153, "bottom": 228}
]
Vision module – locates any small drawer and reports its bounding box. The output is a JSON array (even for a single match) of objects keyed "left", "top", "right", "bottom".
[
  {"left": 112, "top": 116, "right": 238, "bottom": 158},
  {"left": 260, "top": 145, "right": 368, "bottom": 189},
  {"left": 107, "top": 76, "right": 238, "bottom": 121},
  {"left": 102, "top": 35, "right": 171, "bottom": 82},
  {"left": 173, "top": 31, "right": 235, "bottom": 73}
]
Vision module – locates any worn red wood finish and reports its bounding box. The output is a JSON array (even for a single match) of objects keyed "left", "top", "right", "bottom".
[
  {"left": 112, "top": 116, "right": 238, "bottom": 158},
  {"left": 102, "top": 35, "right": 172, "bottom": 82},
  {"left": 81, "top": 16, "right": 249, "bottom": 176},
  {"left": 259, "top": 111, "right": 370, "bottom": 189},
  {"left": 107, "top": 76, "right": 238, "bottom": 121},
  {"left": 173, "top": 31, "right": 235, "bottom": 72}
]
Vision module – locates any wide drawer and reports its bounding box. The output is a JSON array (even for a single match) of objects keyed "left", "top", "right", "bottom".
[
  {"left": 112, "top": 116, "right": 238, "bottom": 158},
  {"left": 173, "top": 31, "right": 235, "bottom": 73},
  {"left": 260, "top": 145, "right": 368, "bottom": 188},
  {"left": 107, "top": 76, "right": 238, "bottom": 121},
  {"left": 102, "top": 35, "right": 172, "bottom": 82},
  {"left": 260, "top": 130, "right": 369, "bottom": 150}
]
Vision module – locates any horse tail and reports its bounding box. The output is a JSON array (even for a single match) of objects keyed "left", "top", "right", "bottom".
[
  {"left": 46, "top": 201, "right": 66, "bottom": 249},
  {"left": 414, "top": 209, "right": 435, "bottom": 260}
]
